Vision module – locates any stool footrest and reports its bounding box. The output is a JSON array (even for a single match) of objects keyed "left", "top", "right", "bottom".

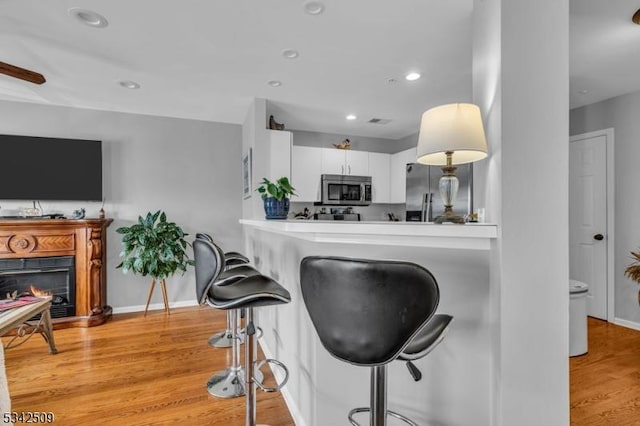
[
  {"left": 348, "top": 407, "right": 418, "bottom": 426},
  {"left": 254, "top": 358, "right": 289, "bottom": 393}
]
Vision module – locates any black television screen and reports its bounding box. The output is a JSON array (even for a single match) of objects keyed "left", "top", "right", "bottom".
[{"left": 0, "top": 134, "right": 103, "bottom": 201}]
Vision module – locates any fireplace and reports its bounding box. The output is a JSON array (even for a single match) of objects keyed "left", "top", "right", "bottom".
[{"left": 0, "top": 256, "right": 76, "bottom": 319}]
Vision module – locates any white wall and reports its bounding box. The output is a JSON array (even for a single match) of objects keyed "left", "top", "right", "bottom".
[
  {"left": 474, "top": 0, "right": 570, "bottom": 425},
  {"left": 0, "top": 99, "right": 242, "bottom": 312},
  {"left": 570, "top": 90, "right": 640, "bottom": 325}
]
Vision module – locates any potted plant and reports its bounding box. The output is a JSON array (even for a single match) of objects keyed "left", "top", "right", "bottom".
[
  {"left": 256, "top": 177, "right": 296, "bottom": 219},
  {"left": 116, "top": 210, "right": 194, "bottom": 315},
  {"left": 625, "top": 249, "right": 640, "bottom": 304}
]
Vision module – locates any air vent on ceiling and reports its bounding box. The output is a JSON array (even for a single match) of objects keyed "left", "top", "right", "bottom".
[{"left": 367, "top": 118, "right": 391, "bottom": 125}]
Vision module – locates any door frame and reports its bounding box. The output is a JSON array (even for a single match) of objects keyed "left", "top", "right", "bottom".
[{"left": 569, "top": 128, "right": 615, "bottom": 322}]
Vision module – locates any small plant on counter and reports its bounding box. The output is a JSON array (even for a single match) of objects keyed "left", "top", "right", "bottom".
[
  {"left": 256, "top": 177, "right": 296, "bottom": 219},
  {"left": 256, "top": 177, "right": 296, "bottom": 201}
]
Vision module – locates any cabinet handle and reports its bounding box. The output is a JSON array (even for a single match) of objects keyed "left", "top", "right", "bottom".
[
  {"left": 348, "top": 165, "right": 351, "bottom": 175},
  {"left": 341, "top": 165, "right": 344, "bottom": 174},
  {"left": 594, "top": 234, "right": 604, "bottom": 241}
]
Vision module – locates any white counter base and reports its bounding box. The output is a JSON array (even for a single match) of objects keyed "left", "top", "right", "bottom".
[{"left": 241, "top": 219, "right": 496, "bottom": 426}]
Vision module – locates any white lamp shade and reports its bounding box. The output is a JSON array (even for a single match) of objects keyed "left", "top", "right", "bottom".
[{"left": 416, "top": 103, "right": 488, "bottom": 165}]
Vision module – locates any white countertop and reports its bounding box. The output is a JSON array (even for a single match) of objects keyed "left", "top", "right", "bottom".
[{"left": 240, "top": 219, "right": 497, "bottom": 250}]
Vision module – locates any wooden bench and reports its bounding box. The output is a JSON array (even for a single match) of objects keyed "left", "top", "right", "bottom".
[{"left": 0, "top": 297, "right": 58, "bottom": 354}]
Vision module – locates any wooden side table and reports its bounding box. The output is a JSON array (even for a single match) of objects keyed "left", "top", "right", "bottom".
[{"left": 0, "top": 297, "right": 58, "bottom": 354}]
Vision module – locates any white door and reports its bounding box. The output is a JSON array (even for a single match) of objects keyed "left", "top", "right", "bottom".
[{"left": 569, "top": 132, "right": 610, "bottom": 320}]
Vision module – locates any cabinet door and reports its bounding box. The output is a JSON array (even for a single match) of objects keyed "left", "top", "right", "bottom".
[
  {"left": 390, "top": 147, "right": 416, "bottom": 204},
  {"left": 268, "top": 130, "right": 292, "bottom": 182},
  {"left": 368, "top": 152, "right": 390, "bottom": 203},
  {"left": 345, "top": 150, "right": 369, "bottom": 176},
  {"left": 321, "top": 149, "right": 346, "bottom": 175},
  {"left": 292, "top": 146, "right": 323, "bottom": 202}
]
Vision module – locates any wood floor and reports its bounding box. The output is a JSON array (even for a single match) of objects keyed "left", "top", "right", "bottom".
[
  {"left": 5, "top": 308, "right": 640, "bottom": 425},
  {"left": 571, "top": 317, "right": 640, "bottom": 425},
  {"left": 3, "top": 306, "right": 294, "bottom": 426}
]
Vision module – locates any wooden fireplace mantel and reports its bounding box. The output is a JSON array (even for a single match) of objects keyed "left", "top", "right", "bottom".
[{"left": 0, "top": 218, "right": 113, "bottom": 328}]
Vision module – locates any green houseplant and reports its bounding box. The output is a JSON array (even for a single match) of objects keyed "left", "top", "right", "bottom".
[
  {"left": 116, "top": 210, "right": 194, "bottom": 315},
  {"left": 256, "top": 177, "right": 296, "bottom": 219},
  {"left": 625, "top": 249, "right": 640, "bottom": 304}
]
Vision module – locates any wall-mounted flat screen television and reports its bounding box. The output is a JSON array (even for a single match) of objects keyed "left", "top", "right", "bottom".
[{"left": 0, "top": 134, "right": 103, "bottom": 201}]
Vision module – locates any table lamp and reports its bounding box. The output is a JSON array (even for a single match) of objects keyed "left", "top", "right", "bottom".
[{"left": 416, "top": 103, "right": 488, "bottom": 224}]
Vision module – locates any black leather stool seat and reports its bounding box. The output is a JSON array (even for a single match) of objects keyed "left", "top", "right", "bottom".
[
  {"left": 194, "top": 239, "right": 290, "bottom": 310},
  {"left": 207, "top": 274, "right": 291, "bottom": 309},
  {"left": 399, "top": 314, "right": 453, "bottom": 360},
  {"left": 300, "top": 255, "right": 451, "bottom": 426}
]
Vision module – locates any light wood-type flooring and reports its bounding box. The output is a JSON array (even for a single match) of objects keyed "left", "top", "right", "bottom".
[
  {"left": 5, "top": 309, "right": 640, "bottom": 425},
  {"left": 571, "top": 317, "right": 640, "bottom": 425},
  {"left": 3, "top": 306, "right": 294, "bottom": 426}
]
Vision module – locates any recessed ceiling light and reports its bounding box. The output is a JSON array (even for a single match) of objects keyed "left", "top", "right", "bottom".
[
  {"left": 304, "top": 1, "right": 325, "bottom": 15},
  {"left": 68, "top": 8, "right": 109, "bottom": 28},
  {"left": 119, "top": 80, "right": 140, "bottom": 90},
  {"left": 267, "top": 80, "right": 282, "bottom": 87},
  {"left": 578, "top": 89, "right": 588, "bottom": 95},
  {"left": 405, "top": 72, "right": 421, "bottom": 81},
  {"left": 633, "top": 8, "right": 640, "bottom": 25},
  {"left": 346, "top": 114, "right": 357, "bottom": 120},
  {"left": 282, "top": 49, "right": 299, "bottom": 59}
]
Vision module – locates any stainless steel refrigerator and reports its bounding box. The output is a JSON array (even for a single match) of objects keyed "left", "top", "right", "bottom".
[{"left": 405, "top": 162, "right": 473, "bottom": 222}]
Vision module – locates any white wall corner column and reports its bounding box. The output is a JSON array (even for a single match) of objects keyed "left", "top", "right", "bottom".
[
  {"left": 473, "top": 0, "right": 570, "bottom": 425},
  {"left": 242, "top": 98, "right": 270, "bottom": 220}
]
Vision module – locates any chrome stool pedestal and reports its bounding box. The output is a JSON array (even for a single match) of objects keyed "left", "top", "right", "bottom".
[{"left": 207, "top": 310, "right": 263, "bottom": 398}]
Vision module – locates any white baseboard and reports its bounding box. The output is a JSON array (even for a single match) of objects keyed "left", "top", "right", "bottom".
[
  {"left": 112, "top": 299, "right": 199, "bottom": 314},
  {"left": 613, "top": 317, "right": 640, "bottom": 331},
  {"left": 259, "top": 340, "right": 306, "bottom": 426}
]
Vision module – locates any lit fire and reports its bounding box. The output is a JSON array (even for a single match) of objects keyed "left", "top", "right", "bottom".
[{"left": 30, "top": 285, "right": 52, "bottom": 298}]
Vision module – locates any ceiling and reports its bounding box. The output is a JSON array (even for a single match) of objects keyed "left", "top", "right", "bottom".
[{"left": 0, "top": 1, "right": 639, "bottom": 141}]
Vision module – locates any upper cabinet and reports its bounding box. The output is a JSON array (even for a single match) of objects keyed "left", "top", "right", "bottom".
[
  {"left": 268, "top": 130, "right": 292, "bottom": 182},
  {"left": 321, "top": 149, "right": 369, "bottom": 176},
  {"left": 390, "top": 147, "right": 416, "bottom": 204},
  {"left": 292, "top": 146, "right": 323, "bottom": 202},
  {"left": 290, "top": 143, "right": 417, "bottom": 205},
  {"left": 369, "top": 152, "right": 391, "bottom": 203}
]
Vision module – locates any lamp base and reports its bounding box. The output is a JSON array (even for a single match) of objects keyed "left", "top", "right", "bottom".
[{"left": 434, "top": 210, "right": 465, "bottom": 224}]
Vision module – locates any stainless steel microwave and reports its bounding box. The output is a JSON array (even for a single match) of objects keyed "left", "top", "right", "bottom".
[{"left": 321, "top": 174, "right": 372, "bottom": 206}]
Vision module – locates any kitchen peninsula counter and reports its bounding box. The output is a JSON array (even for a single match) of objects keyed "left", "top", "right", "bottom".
[
  {"left": 240, "top": 218, "right": 496, "bottom": 425},
  {"left": 239, "top": 219, "right": 497, "bottom": 250}
]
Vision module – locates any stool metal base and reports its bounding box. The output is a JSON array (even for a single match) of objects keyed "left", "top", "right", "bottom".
[
  {"left": 207, "top": 329, "right": 234, "bottom": 348},
  {"left": 207, "top": 368, "right": 264, "bottom": 398},
  {"left": 348, "top": 407, "right": 418, "bottom": 426}
]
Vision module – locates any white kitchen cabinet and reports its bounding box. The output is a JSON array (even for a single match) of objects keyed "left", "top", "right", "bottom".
[
  {"left": 292, "top": 146, "right": 323, "bottom": 202},
  {"left": 321, "top": 149, "right": 369, "bottom": 176},
  {"left": 390, "top": 147, "right": 416, "bottom": 204},
  {"left": 268, "top": 130, "right": 292, "bottom": 182},
  {"left": 368, "top": 152, "right": 391, "bottom": 203}
]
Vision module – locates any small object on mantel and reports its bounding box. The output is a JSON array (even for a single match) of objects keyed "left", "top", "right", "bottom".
[
  {"left": 269, "top": 115, "right": 285, "bottom": 130},
  {"left": 333, "top": 138, "right": 351, "bottom": 150},
  {"left": 71, "top": 208, "right": 85, "bottom": 219}
]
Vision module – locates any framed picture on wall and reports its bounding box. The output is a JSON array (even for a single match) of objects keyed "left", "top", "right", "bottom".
[{"left": 242, "top": 148, "right": 252, "bottom": 199}]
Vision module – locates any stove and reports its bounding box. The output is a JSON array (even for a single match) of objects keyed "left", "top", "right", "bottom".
[{"left": 314, "top": 213, "right": 360, "bottom": 221}]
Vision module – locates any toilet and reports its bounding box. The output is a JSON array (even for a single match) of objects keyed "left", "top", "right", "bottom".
[{"left": 569, "top": 280, "right": 589, "bottom": 357}]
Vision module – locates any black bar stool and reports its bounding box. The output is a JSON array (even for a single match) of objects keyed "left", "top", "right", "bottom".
[
  {"left": 194, "top": 238, "right": 291, "bottom": 426},
  {"left": 195, "top": 233, "right": 262, "bottom": 399},
  {"left": 195, "top": 233, "right": 250, "bottom": 349},
  {"left": 300, "top": 256, "right": 453, "bottom": 426}
]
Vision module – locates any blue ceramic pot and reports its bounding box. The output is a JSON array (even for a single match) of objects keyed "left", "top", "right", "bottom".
[{"left": 263, "top": 197, "right": 290, "bottom": 219}]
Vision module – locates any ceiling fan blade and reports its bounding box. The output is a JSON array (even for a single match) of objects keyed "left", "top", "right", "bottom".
[{"left": 0, "top": 61, "right": 46, "bottom": 85}]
